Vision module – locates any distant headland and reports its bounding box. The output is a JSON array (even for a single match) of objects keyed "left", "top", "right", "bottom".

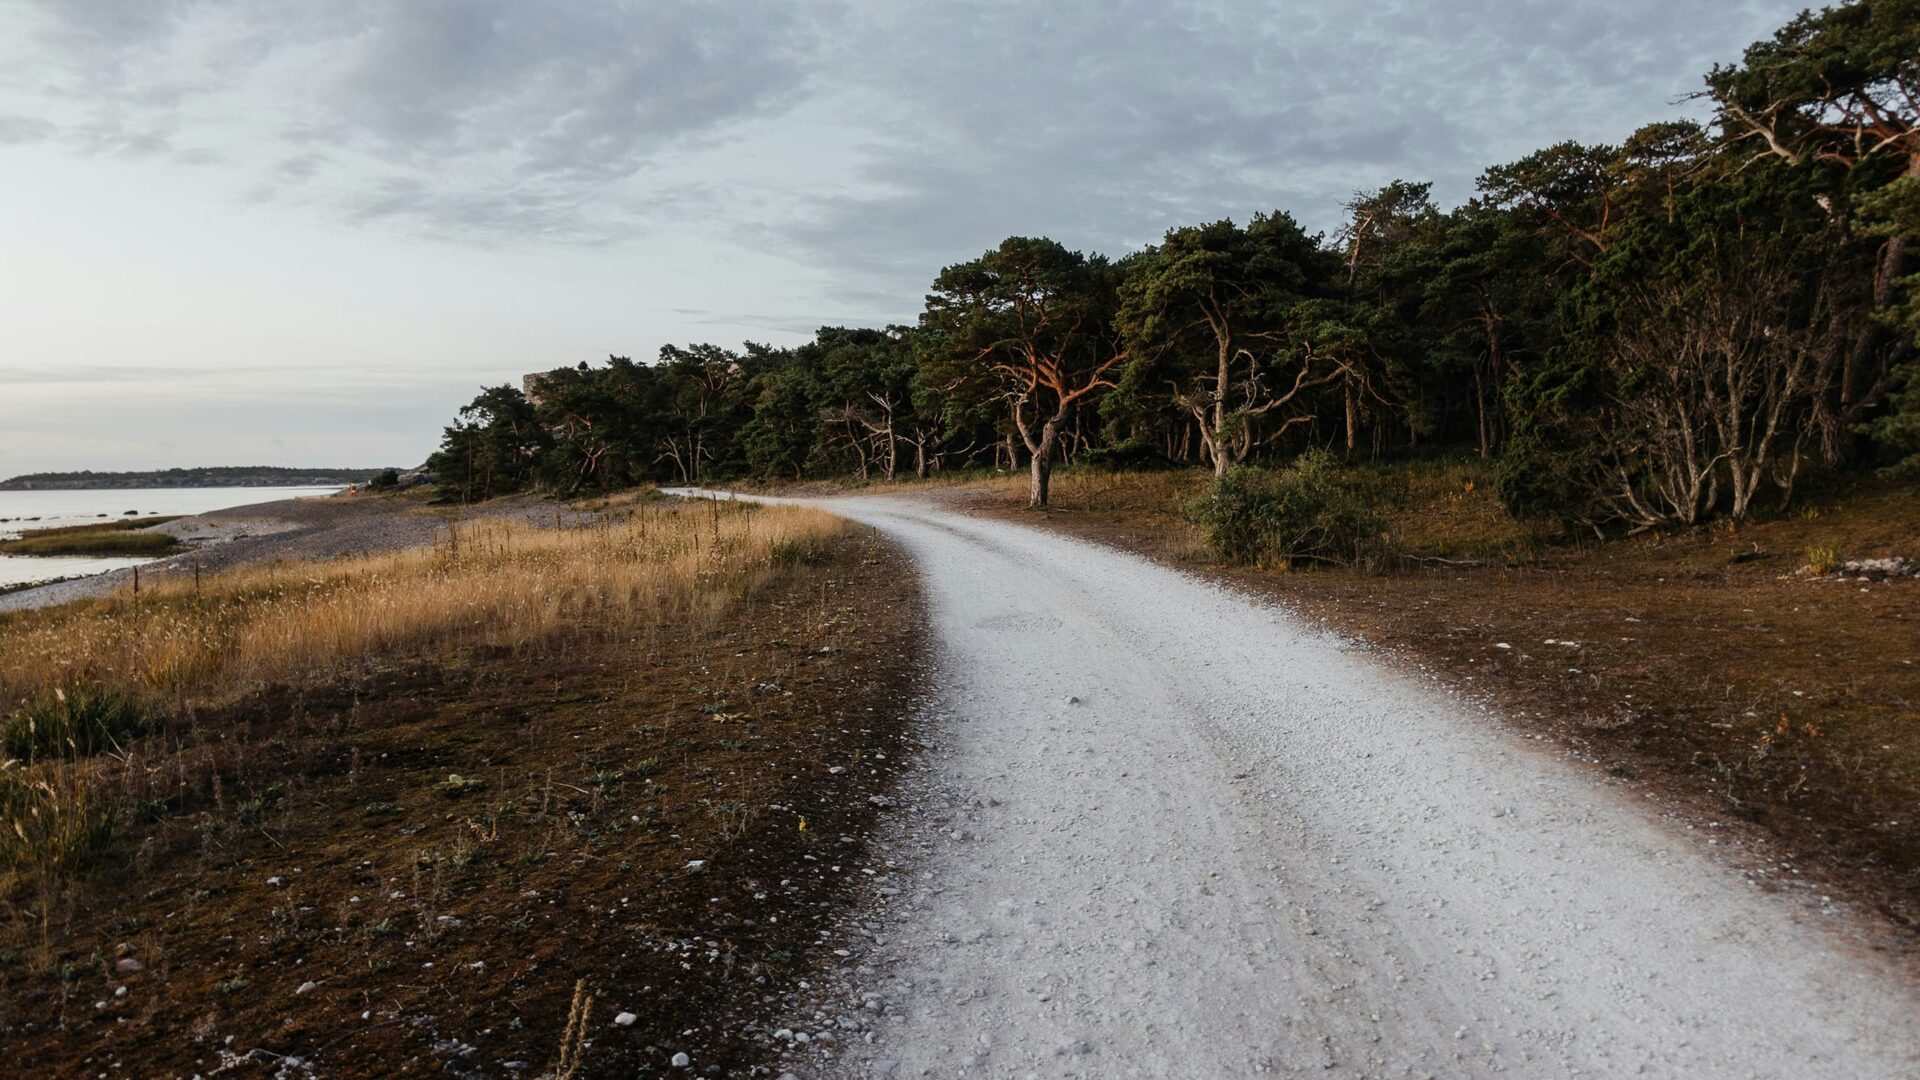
[{"left": 0, "top": 467, "right": 395, "bottom": 490}]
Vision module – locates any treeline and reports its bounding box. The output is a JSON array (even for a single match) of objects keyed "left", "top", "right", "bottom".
[
  {"left": 431, "top": 1, "right": 1918, "bottom": 531},
  {"left": 0, "top": 467, "right": 392, "bottom": 490}
]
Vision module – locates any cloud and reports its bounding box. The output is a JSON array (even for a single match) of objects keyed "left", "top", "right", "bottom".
[
  {"left": 274, "top": 153, "right": 326, "bottom": 184},
  {"left": 0, "top": 115, "right": 56, "bottom": 144},
  {"left": 8, "top": 0, "right": 834, "bottom": 241},
  {"left": 0, "top": 364, "right": 225, "bottom": 385},
  {"left": 320, "top": 2, "right": 821, "bottom": 177},
  {"left": 4, "top": 0, "right": 1803, "bottom": 302},
  {"left": 765, "top": 0, "right": 1800, "bottom": 310}
]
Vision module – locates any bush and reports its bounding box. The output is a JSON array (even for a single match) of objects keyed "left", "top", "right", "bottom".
[
  {"left": 1803, "top": 544, "right": 1838, "bottom": 576},
  {"left": 1187, "top": 452, "right": 1387, "bottom": 568},
  {"left": 3, "top": 684, "right": 149, "bottom": 761},
  {"left": 769, "top": 538, "right": 827, "bottom": 567},
  {"left": 1076, "top": 435, "right": 1171, "bottom": 472},
  {"left": 369, "top": 468, "right": 402, "bottom": 491}
]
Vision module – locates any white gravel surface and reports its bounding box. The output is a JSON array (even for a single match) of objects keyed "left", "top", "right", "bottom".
[{"left": 678, "top": 490, "right": 1920, "bottom": 1080}]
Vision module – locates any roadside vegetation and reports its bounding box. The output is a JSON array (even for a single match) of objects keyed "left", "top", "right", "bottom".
[
  {"left": 0, "top": 517, "right": 182, "bottom": 557},
  {"left": 1186, "top": 453, "right": 1389, "bottom": 569},
  {"left": 0, "top": 497, "right": 923, "bottom": 1076}
]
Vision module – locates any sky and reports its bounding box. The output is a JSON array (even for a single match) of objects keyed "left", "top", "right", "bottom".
[{"left": 0, "top": 0, "right": 1802, "bottom": 475}]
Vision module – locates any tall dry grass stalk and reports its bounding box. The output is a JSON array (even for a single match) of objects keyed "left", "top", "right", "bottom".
[{"left": 0, "top": 501, "right": 844, "bottom": 716}]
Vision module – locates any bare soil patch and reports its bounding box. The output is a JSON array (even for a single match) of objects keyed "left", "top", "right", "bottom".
[{"left": 0, "top": 528, "right": 924, "bottom": 1078}]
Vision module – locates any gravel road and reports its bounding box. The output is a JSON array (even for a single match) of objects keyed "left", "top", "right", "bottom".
[{"left": 679, "top": 490, "right": 1920, "bottom": 1079}]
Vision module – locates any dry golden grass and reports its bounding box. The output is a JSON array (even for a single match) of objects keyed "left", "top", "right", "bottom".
[
  {"left": 0, "top": 501, "right": 842, "bottom": 712},
  {"left": 0, "top": 500, "right": 844, "bottom": 888}
]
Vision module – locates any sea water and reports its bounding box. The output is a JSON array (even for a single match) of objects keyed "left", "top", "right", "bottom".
[{"left": 0, "top": 486, "right": 341, "bottom": 588}]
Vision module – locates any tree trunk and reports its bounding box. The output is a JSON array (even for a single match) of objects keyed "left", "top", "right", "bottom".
[
  {"left": 1344, "top": 382, "right": 1358, "bottom": 454},
  {"left": 1028, "top": 420, "right": 1059, "bottom": 507},
  {"left": 1211, "top": 333, "right": 1231, "bottom": 473},
  {"left": 1474, "top": 366, "right": 1491, "bottom": 460},
  {"left": 850, "top": 423, "right": 868, "bottom": 480}
]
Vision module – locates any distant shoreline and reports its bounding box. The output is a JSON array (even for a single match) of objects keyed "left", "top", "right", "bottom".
[{"left": 0, "top": 467, "right": 395, "bottom": 490}]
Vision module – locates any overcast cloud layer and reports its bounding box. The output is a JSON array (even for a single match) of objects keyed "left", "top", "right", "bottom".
[{"left": 0, "top": 0, "right": 1798, "bottom": 473}]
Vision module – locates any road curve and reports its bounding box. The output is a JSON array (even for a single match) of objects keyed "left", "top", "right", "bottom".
[{"left": 678, "top": 490, "right": 1919, "bottom": 1079}]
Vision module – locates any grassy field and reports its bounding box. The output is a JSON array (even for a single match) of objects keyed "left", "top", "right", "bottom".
[
  {"left": 0, "top": 517, "right": 183, "bottom": 557},
  {"left": 956, "top": 461, "right": 1920, "bottom": 940},
  {"left": 0, "top": 498, "right": 923, "bottom": 1076}
]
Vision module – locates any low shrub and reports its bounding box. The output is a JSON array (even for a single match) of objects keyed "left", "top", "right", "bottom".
[
  {"left": 1187, "top": 452, "right": 1388, "bottom": 569},
  {"left": 1076, "top": 435, "right": 1172, "bottom": 472},
  {"left": 3, "top": 684, "right": 150, "bottom": 761},
  {"left": 1803, "top": 544, "right": 1838, "bottom": 576},
  {"left": 770, "top": 538, "right": 828, "bottom": 567}
]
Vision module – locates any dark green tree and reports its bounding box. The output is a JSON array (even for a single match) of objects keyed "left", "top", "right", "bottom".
[
  {"left": 1118, "top": 214, "right": 1346, "bottom": 475},
  {"left": 652, "top": 344, "right": 753, "bottom": 484},
  {"left": 427, "top": 384, "right": 549, "bottom": 503},
  {"left": 922, "top": 237, "right": 1128, "bottom": 506},
  {"left": 1707, "top": 0, "right": 1920, "bottom": 459}
]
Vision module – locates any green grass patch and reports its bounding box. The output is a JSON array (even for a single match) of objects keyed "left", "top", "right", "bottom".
[
  {"left": 0, "top": 517, "right": 182, "bottom": 557},
  {"left": 3, "top": 684, "right": 151, "bottom": 760}
]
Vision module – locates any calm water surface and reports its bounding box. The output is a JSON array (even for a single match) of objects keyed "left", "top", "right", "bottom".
[{"left": 0, "top": 486, "right": 341, "bottom": 588}]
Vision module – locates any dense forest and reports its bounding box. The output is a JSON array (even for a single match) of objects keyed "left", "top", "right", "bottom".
[{"left": 430, "top": 1, "right": 1917, "bottom": 532}]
